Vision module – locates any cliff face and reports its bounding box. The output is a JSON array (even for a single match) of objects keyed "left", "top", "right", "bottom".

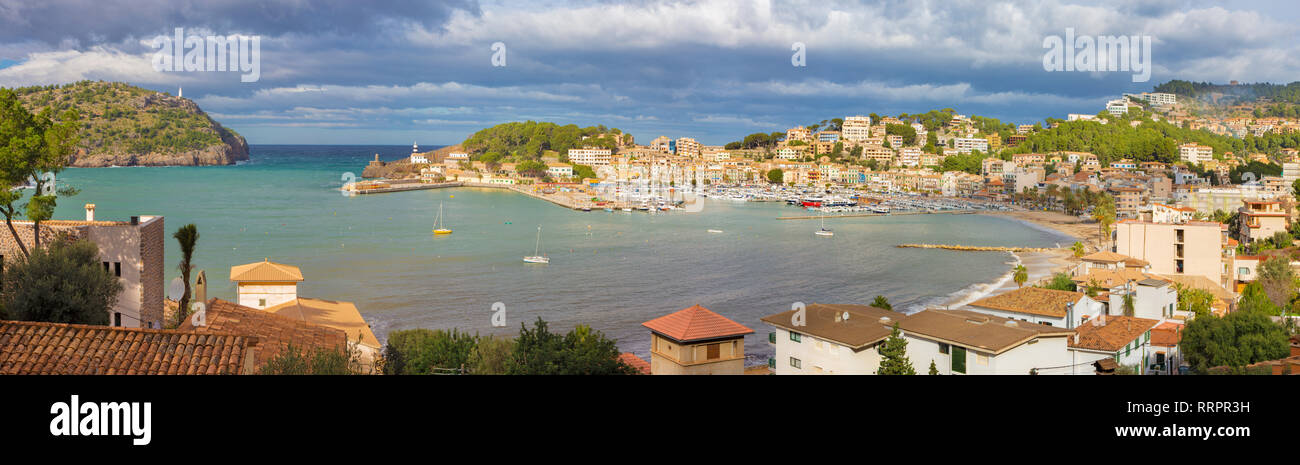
[{"left": 15, "top": 81, "right": 250, "bottom": 167}]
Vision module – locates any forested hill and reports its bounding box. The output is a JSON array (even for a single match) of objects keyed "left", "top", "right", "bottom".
[
  {"left": 1007, "top": 109, "right": 1300, "bottom": 165},
  {"left": 10, "top": 80, "right": 249, "bottom": 167},
  {"left": 460, "top": 121, "right": 624, "bottom": 162}
]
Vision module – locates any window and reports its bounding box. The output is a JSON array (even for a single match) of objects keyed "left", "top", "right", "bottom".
[
  {"left": 789, "top": 332, "right": 802, "bottom": 343},
  {"left": 1239, "top": 267, "right": 1250, "bottom": 275},
  {"left": 768, "top": 358, "right": 775, "bottom": 369},
  {"left": 103, "top": 262, "right": 110, "bottom": 273},
  {"left": 768, "top": 332, "right": 776, "bottom": 343},
  {"left": 258, "top": 298, "right": 267, "bottom": 307},
  {"left": 113, "top": 312, "right": 121, "bottom": 327},
  {"left": 951, "top": 347, "right": 966, "bottom": 374},
  {"left": 938, "top": 343, "right": 949, "bottom": 355},
  {"left": 113, "top": 262, "right": 121, "bottom": 277},
  {"left": 789, "top": 357, "right": 801, "bottom": 369},
  {"left": 707, "top": 343, "right": 720, "bottom": 360},
  {"left": 1125, "top": 345, "right": 1131, "bottom": 357}
]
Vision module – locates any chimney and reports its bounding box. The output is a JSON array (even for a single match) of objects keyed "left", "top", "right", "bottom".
[
  {"left": 241, "top": 337, "right": 260, "bottom": 375},
  {"left": 84, "top": 203, "right": 95, "bottom": 222},
  {"left": 194, "top": 270, "right": 207, "bottom": 303}
]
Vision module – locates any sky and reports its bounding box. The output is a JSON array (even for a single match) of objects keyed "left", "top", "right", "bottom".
[{"left": 0, "top": 0, "right": 1297, "bottom": 146}]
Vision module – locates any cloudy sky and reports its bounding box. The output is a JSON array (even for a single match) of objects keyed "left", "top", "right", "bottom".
[{"left": 0, "top": 0, "right": 1296, "bottom": 146}]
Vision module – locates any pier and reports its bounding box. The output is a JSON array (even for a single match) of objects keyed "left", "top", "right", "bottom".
[
  {"left": 776, "top": 211, "right": 978, "bottom": 220},
  {"left": 896, "top": 244, "right": 1064, "bottom": 252}
]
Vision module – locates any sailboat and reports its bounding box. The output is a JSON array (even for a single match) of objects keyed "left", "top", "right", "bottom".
[
  {"left": 815, "top": 210, "right": 834, "bottom": 237},
  {"left": 432, "top": 202, "right": 452, "bottom": 234},
  {"left": 523, "top": 226, "right": 549, "bottom": 264}
]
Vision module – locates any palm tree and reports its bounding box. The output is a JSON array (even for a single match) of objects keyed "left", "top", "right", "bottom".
[
  {"left": 172, "top": 224, "right": 199, "bottom": 327},
  {"left": 1121, "top": 289, "right": 1136, "bottom": 317},
  {"left": 1013, "top": 264, "right": 1028, "bottom": 288},
  {"left": 871, "top": 295, "right": 893, "bottom": 310},
  {"left": 1071, "top": 241, "right": 1086, "bottom": 258}
]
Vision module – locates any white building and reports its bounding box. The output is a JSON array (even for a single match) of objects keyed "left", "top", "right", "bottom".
[
  {"left": 1106, "top": 99, "right": 1130, "bottom": 117},
  {"left": 1178, "top": 143, "right": 1213, "bottom": 164},
  {"left": 965, "top": 287, "right": 1105, "bottom": 329},
  {"left": 841, "top": 116, "right": 872, "bottom": 142},
  {"left": 953, "top": 137, "right": 989, "bottom": 154},
  {"left": 901, "top": 309, "right": 1077, "bottom": 375},
  {"left": 568, "top": 148, "right": 613, "bottom": 166},
  {"left": 230, "top": 259, "right": 305, "bottom": 309},
  {"left": 761, "top": 303, "right": 902, "bottom": 375},
  {"left": 1069, "top": 315, "right": 1161, "bottom": 374}
]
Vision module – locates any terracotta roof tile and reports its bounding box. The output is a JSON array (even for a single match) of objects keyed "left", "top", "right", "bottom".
[
  {"left": 229, "top": 260, "right": 304, "bottom": 282},
  {"left": 179, "top": 299, "right": 348, "bottom": 368},
  {"left": 1071, "top": 316, "right": 1160, "bottom": 352},
  {"left": 617, "top": 353, "right": 651, "bottom": 374},
  {"left": 641, "top": 305, "right": 753, "bottom": 343},
  {"left": 0, "top": 320, "right": 249, "bottom": 375},
  {"left": 968, "top": 287, "right": 1085, "bottom": 318}
]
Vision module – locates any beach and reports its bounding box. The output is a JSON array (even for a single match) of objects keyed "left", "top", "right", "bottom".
[{"left": 980, "top": 210, "right": 1105, "bottom": 250}]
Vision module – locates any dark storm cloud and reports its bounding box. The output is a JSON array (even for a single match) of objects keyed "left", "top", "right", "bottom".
[{"left": 0, "top": 0, "right": 480, "bottom": 45}]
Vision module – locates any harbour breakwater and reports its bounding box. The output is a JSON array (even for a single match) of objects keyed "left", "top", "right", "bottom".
[{"left": 897, "top": 244, "right": 1065, "bottom": 252}]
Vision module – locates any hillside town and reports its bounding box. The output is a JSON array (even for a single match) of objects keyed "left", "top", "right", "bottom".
[{"left": 4, "top": 86, "right": 1300, "bottom": 376}]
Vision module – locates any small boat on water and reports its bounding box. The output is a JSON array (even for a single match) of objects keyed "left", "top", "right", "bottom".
[
  {"left": 523, "top": 226, "right": 549, "bottom": 264},
  {"left": 814, "top": 212, "right": 833, "bottom": 237},
  {"left": 604, "top": 208, "right": 614, "bottom": 212},
  {"left": 707, "top": 229, "right": 724, "bottom": 234},
  {"left": 432, "top": 202, "right": 452, "bottom": 235}
]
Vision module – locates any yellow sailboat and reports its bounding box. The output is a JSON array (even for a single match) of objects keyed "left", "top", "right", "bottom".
[{"left": 433, "top": 202, "right": 452, "bottom": 235}]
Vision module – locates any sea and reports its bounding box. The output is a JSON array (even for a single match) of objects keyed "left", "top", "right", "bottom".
[{"left": 45, "top": 145, "right": 1075, "bottom": 365}]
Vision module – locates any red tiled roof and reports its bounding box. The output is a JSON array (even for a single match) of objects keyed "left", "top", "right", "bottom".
[
  {"left": 618, "top": 352, "right": 651, "bottom": 374},
  {"left": 1151, "top": 322, "right": 1183, "bottom": 347},
  {"left": 641, "top": 305, "right": 753, "bottom": 343},
  {"left": 0, "top": 320, "right": 251, "bottom": 375},
  {"left": 1071, "top": 316, "right": 1160, "bottom": 352},
  {"left": 179, "top": 299, "right": 348, "bottom": 368}
]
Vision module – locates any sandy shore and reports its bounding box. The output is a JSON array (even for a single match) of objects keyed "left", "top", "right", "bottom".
[{"left": 979, "top": 210, "right": 1105, "bottom": 251}]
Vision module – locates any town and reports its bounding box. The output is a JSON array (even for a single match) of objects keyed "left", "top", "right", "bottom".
[{"left": 3, "top": 82, "right": 1299, "bottom": 376}]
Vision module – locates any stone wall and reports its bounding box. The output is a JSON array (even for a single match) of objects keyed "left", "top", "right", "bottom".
[{"left": 138, "top": 217, "right": 165, "bottom": 328}]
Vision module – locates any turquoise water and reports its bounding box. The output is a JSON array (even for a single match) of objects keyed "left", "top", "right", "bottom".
[{"left": 47, "top": 145, "right": 1072, "bottom": 364}]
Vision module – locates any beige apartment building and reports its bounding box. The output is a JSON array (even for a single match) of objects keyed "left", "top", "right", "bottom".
[
  {"left": 1238, "top": 200, "right": 1289, "bottom": 243},
  {"left": 0, "top": 204, "right": 164, "bottom": 329},
  {"left": 1114, "top": 220, "right": 1223, "bottom": 286}
]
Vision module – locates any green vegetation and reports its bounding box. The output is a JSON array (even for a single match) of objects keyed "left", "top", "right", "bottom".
[
  {"left": 885, "top": 123, "right": 917, "bottom": 145},
  {"left": 0, "top": 239, "right": 122, "bottom": 325},
  {"left": 1180, "top": 306, "right": 1291, "bottom": 374},
  {"left": 0, "top": 87, "right": 81, "bottom": 257},
  {"left": 1013, "top": 264, "right": 1028, "bottom": 288},
  {"left": 8, "top": 81, "right": 236, "bottom": 155},
  {"left": 877, "top": 323, "right": 915, "bottom": 375},
  {"left": 572, "top": 164, "right": 597, "bottom": 180},
  {"left": 259, "top": 343, "right": 358, "bottom": 375},
  {"left": 171, "top": 224, "right": 199, "bottom": 328},
  {"left": 461, "top": 121, "right": 621, "bottom": 163},
  {"left": 766, "top": 168, "right": 784, "bottom": 184},
  {"left": 1175, "top": 284, "right": 1215, "bottom": 319},
  {"left": 381, "top": 318, "right": 638, "bottom": 375},
  {"left": 1039, "top": 273, "right": 1077, "bottom": 292},
  {"left": 871, "top": 295, "right": 892, "bottom": 310}
]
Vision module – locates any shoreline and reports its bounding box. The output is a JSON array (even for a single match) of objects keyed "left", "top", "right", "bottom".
[{"left": 977, "top": 210, "right": 1105, "bottom": 251}]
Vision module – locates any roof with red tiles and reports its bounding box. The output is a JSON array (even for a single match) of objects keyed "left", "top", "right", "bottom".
[
  {"left": 1071, "top": 316, "right": 1160, "bottom": 352},
  {"left": 0, "top": 320, "right": 251, "bottom": 375},
  {"left": 229, "top": 259, "right": 304, "bottom": 282},
  {"left": 641, "top": 305, "right": 753, "bottom": 343},
  {"left": 178, "top": 299, "right": 348, "bottom": 368},
  {"left": 967, "top": 287, "right": 1085, "bottom": 318},
  {"left": 1151, "top": 321, "right": 1184, "bottom": 347},
  {"left": 618, "top": 352, "right": 651, "bottom": 374}
]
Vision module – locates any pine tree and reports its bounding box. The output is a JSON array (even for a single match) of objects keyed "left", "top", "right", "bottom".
[
  {"left": 877, "top": 323, "right": 915, "bottom": 375},
  {"left": 928, "top": 360, "right": 939, "bottom": 375}
]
